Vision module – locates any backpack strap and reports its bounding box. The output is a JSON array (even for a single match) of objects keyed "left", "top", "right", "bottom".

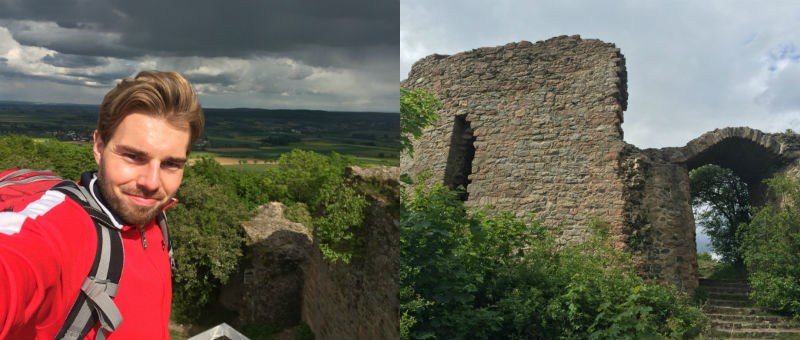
[
  {"left": 0, "top": 169, "right": 62, "bottom": 187},
  {"left": 51, "top": 181, "right": 124, "bottom": 340},
  {"left": 156, "top": 211, "right": 177, "bottom": 272}
]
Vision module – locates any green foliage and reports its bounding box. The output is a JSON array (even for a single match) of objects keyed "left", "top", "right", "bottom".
[
  {"left": 689, "top": 164, "right": 751, "bottom": 264},
  {"left": 0, "top": 135, "right": 95, "bottom": 181},
  {"left": 188, "top": 150, "right": 368, "bottom": 263},
  {"left": 696, "top": 252, "right": 718, "bottom": 279},
  {"left": 241, "top": 322, "right": 279, "bottom": 340},
  {"left": 169, "top": 175, "right": 250, "bottom": 322},
  {"left": 294, "top": 321, "right": 315, "bottom": 340},
  {"left": 273, "top": 149, "right": 368, "bottom": 263},
  {"left": 276, "top": 149, "right": 347, "bottom": 203},
  {"left": 185, "top": 157, "right": 283, "bottom": 210},
  {"left": 707, "top": 262, "right": 747, "bottom": 280},
  {"left": 401, "top": 173, "right": 707, "bottom": 340},
  {"left": 400, "top": 88, "right": 441, "bottom": 156},
  {"left": 738, "top": 175, "right": 800, "bottom": 317},
  {"left": 285, "top": 202, "right": 313, "bottom": 227},
  {"left": 311, "top": 175, "right": 368, "bottom": 263},
  {"left": 0, "top": 135, "right": 369, "bottom": 319}
]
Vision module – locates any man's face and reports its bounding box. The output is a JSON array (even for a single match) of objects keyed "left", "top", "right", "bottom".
[{"left": 93, "top": 113, "right": 190, "bottom": 226}]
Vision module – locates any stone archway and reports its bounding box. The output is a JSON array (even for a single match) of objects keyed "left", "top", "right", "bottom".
[
  {"left": 620, "top": 127, "right": 800, "bottom": 293},
  {"left": 679, "top": 127, "right": 792, "bottom": 206}
]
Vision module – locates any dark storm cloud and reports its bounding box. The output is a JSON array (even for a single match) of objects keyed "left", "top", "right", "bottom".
[
  {"left": 42, "top": 53, "right": 109, "bottom": 68},
  {"left": 183, "top": 73, "right": 240, "bottom": 86},
  {"left": 0, "top": 0, "right": 399, "bottom": 66}
]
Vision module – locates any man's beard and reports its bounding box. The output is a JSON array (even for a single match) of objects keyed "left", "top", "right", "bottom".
[{"left": 96, "top": 166, "right": 167, "bottom": 226}]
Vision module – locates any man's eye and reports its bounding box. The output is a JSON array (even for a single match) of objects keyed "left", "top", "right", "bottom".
[
  {"left": 124, "top": 153, "right": 138, "bottom": 160},
  {"left": 163, "top": 161, "right": 183, "bottom": 169}
]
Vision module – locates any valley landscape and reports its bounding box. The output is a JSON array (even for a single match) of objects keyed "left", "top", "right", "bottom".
[{"left": 0, "top": 101, "right": 400, "bottom": 169}]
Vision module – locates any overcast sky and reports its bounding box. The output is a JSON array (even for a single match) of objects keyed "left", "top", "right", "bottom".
[
  {"left": 0, "top": 0, "right": 398, "bottom": 112},
  {"left": 401, "top": 0, "right": 800, "bottom": 149}
]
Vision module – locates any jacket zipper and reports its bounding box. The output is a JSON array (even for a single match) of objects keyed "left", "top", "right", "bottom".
[{"left": 139, "top": 225, "right": 148, "bottom": 249}]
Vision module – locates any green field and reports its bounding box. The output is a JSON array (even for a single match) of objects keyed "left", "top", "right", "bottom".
[{"left": 0, "top": 102, "right": 400, "bottom": 167}]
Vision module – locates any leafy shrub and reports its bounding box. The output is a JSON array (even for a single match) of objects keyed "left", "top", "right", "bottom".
[
  {"left": 0, "top": 135, "right": 95, "bottom": 180},
  {"left": 738, "top": 175, "right": 800, "bottom": 317},
  {"left": 285, "top": 202, "right": 313, "bottom": 227},
  {"left": 400, "top": 88, "right": 441, "bottom": 156},
  {"left": 169, "top": 175, "right": 250, "bottom": 322},
  {"left": 401, "top": 172, "right": 708, "bottom": 339},
  {"left": 275, "top": 149, "right": 347, "bottom": 203},
  {"left": 310, "top": 175, "right": 368, "bottom": 263},
  {"left": 294, "top": 321, "right": 315, "bottom": 340}
]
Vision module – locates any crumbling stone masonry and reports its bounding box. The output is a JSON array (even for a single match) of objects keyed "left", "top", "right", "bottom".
[{"left": 401, "top": 35, "right": 800, "bottom": 293}]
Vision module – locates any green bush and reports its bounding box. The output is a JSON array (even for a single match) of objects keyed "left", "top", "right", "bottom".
[
  {"left": 169, "top": 175, "right": 250, "bottom": 322},
  {"left": 400, "top": 88, "right": 441, "bottom": 156},
  {"left": 294, "top": 321, "right": 315, "bottom": 340},
  {"left": 0, "top": 135, "right": 95, "bottom": 180},
  {"left": 738, "top": 175, "right": 800, "bottom": 317},
  {"left": 401, "top": 172, "right": 708, "bottom": 339},
  {"left": 310, "top": 175, "right": 368, "bottom": 263},
  {"left": 285, "top": 202, "right": 313, "bottom": 227}
]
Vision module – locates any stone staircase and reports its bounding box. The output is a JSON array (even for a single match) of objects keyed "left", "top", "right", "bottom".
[{"left": 700, "top": 278, "right": 800, "bottom": 339}]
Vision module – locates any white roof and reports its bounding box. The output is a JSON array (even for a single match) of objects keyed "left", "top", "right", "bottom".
[{"left": 186, "top": 322, "right": 250, "bottom": 340}]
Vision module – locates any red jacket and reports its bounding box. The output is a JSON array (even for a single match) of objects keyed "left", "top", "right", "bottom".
[{"left": 0, "top": 172, "right": 173, "bottom": 339}]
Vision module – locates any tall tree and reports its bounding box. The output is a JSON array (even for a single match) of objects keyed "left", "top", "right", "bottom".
[{"left": 689, "top": 164, "right": 751, "bottom": 264}]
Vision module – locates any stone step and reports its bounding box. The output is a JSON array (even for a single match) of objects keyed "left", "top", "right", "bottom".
[
  {"left": 706, "top": 313, "right": 790, "bottom": 324},
  {"left": 707, "top": 298, "right": 754, "bottom": 308},
  {"left": 711, "top": 328, "right": 800, "bottom": 339},
  {"left": 700, "top": 278, "right": 750, "bottom": 288},
  {"left": 703, "top": 305, "right": 760, "bottom": 315},
  {"left": 704, "top": 286, "right": 752, "bottom": 295},
  {"left": 708, "top": 292, "right": 751, "bottom": 300},
  {"left": 712, "top": 320, "right": 798, "bottom": 330}
]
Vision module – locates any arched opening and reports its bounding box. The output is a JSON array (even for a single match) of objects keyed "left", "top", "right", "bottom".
[
  {"left": 443, "top": 114, "right": 476, "bottom": 201},
  {"left": 685, "top": 137, "right": 785, "bottom": 279}
]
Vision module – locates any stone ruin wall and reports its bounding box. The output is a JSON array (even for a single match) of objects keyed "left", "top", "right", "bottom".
[
  {"left": 219, "top": 167, "right": 399, "bottom": 339},
  {"left": 401, "top": 35, "right": 630, "bottom": 245},
  {"left": 402, "top": 35, "right": 800, "bottom": 293},
  {"left": 301, "top": 166, "right": 400, "bottom": 340}
]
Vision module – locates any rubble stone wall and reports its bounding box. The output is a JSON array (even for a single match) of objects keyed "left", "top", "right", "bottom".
[
  {"left": 301, "top": 166, "right": 400, "bottom": 340},
  {"left": 401, "top": 35, "right": 630, "bottom": 243}
]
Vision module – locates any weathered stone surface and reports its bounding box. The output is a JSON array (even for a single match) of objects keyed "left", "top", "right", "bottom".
[
  {"left": 219, "top": 202, "right": 313, "bottom": 328},
  {"left": 219, "top": 166, "right": 400, "bottom": 338},
  {"left": 301, "top": 166, "right": 399, "bottom": 340},
  {"left": 402, "top": 36, "right": 800, "bottom": 294}
]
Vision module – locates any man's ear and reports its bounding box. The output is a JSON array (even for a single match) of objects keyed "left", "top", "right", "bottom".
[{"left": 92, "top": 130, "right": 104, "bottom": 166}]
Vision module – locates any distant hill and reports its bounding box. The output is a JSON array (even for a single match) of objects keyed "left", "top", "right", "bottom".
[
  {"left": 0, "top": 101, "right": 399, "bottom": 141},
  {"left": 0, "top": 101, "right": 400, "bottom": 165}
]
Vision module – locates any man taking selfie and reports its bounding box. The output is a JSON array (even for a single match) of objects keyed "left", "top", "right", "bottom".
[{"left": 0, "top": 71, "right": 204, "bottom": 339}]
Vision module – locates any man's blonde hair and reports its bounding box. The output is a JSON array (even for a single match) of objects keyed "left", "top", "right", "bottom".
[{"left": 98, "top": 71, "right": 204, "bottom": 149}]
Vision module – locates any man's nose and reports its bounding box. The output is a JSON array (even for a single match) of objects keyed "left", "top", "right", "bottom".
[{"left": 137, "top": 161, "right": 160, "bottom": 193}]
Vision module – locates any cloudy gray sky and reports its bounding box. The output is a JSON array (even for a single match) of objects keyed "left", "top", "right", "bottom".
[
  {"left": 401, "top": 0, "right": 800, "bottom": 149},
  {"left": 0, "top": 0, "right": 398, "bottom": 112}
]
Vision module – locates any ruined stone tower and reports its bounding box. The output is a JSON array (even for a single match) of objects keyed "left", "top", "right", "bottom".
[{"left": 401, "top": 35, "right": 800, "bottom": 293}]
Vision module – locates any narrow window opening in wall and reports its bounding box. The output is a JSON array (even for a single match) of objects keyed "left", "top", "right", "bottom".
[{"left": 444, "top": 114, "right": 476, "bottom": 201}]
